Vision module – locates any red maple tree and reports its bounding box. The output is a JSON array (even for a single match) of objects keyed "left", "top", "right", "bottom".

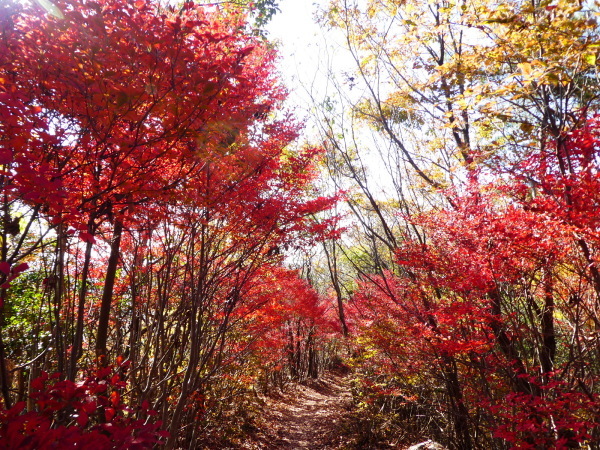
[
  {"left": 347, "top": 119, "right": 600, "bottom": 447},
  {"left": 0, "top": 0, "right": 337, "bottom": 445}
]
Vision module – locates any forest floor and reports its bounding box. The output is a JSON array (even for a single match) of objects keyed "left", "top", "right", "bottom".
[
  {"left": 245, "top": 369, "right": 355, "bottom": 449},
  {"left": 241, "top": 370, "right": 443, "bottom": 450}
]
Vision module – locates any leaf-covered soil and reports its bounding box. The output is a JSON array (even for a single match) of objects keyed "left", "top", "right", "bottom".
[
  {"left": 240, "top": 370, "right": 446, "bottom": 450},
  {"left": 245, "top": 371, "right": 354, "bottom": 449}
]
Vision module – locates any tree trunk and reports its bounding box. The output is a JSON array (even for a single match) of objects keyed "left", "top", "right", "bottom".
[
  {"left": 96, "top": 220, "right": 123, "bottom": 367},
  {"left": 489, "top": 287, "right": 536, "bottom": 395},
  {"left": 442, "top": 357, "right": 473, "bottom": 450},
  {"left": 53, "top": 223, "right": 67, "bottom": 375},
  {"left": 68, "top": 236, "right": 94, "bottom": 380},
  {"left": 540, "top": 268, "right": 556, "bottom": 376},
  {"left": 0, "top": 320, "right": 11, "bottom": 408},
  {"left": 323, "top": 241, "right": 349, "bottom": 337}
]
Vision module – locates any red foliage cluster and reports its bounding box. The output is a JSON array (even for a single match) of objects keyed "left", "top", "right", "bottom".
[
  {"left": 0, "top": 367, "right": 166, "bottom": 449},
  {"left": 491, "top": 379, "right": 599, "bottom": 449},
  {"left": 348, "top": 118, "right": 600, "bottom": 448},
  {"left": 0, "top": 0, "right": 337, "bottom": 446},
  {"left": 0, "top": 0, "right": 312, "bottom": 231}
]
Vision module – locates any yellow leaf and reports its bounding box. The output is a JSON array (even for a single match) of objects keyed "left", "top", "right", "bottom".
[
  {"left": 518, "top": 62, "right": 533, "bottom": 77},
  {"left": 520, "top": 122, "right": 534, "bottom": 133},
  {"left": 584, "top": 53, "right": 597, "bottom": 66}
]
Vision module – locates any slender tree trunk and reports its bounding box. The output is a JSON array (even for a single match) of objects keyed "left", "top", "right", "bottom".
[
  {"left": 287, "top": 324, "right": 297, "bottom": 379},
  {"left": 165, "top": 222, "right": 205, "bottom": 450},
  {"left": 0, "top": 193, "right": 11, "bottom": 408},
  {"left": 442, "top": 357, "right": 472, "bottom": 450},
  {"left": 428, "top": 287, "right": 473, "bottom": 449},
  {"left": 96, "top": 220, "right": 123, "bottom": 367},
  {"left": 52, "top": 223, "right": 67, "bottom": 376},
  {"left": 540, "top": 268, "right": 556, "bottom": 376},
  {"left": 68, "top": 235, "right": 94, "bottom": 380},
  {"left": 576, "top": 237, "right": 600, "bottom": 311},
  {"left": 489, "top": 287, "right": 536, "bottom": 395},
  {"left": 307, "top": 329, "right": 318, "bottom": 379},
  {"left": 0, "top": 313, "right": 11, "bottom": 409},
  {"left": 323, "top": 241, "right": 349, "bottom": 336}
]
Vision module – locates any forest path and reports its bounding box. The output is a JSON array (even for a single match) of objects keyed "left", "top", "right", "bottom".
[{"left": 249, "top": 371, "right": 353, "bottom": 449}]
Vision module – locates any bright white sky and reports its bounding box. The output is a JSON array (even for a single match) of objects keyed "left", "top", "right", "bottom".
[
  {"left": 265, "top": 0, "right": 368, "bottom": 154},
  {"left": 266, "top": 0, "right": 350, "bottom": 119},
  {"left": 265, "top": 1, "right": 397, "bottom": 197},
  {"left": 266, "top": 0, "right": 325, "bottom": 83}
]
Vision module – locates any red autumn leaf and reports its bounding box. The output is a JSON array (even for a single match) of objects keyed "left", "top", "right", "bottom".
[
  {"left": 81, "top": 401, "right": 97, "bottom": 414},
  {"left": 79, "top": 232, "right": 96, "bottom": 244},
  {"left": 11, "top": 263, "right": 28, "bottom": 275},
  {"left": 105, "top": 407, "right": 116, "bottom": 422},
  {"left": 110, "top": 391, "right": 120, "bottom": 408},
  {"left": 76, "top": 411, "right": 88, "bottom": 427},
  {"left": 0, "top": 261, "right": 10, "bottom": 275}
]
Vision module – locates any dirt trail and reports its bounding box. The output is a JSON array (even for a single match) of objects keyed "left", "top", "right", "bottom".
[{"left": 250, "top": 372, "right": 353, "bottom": 449}]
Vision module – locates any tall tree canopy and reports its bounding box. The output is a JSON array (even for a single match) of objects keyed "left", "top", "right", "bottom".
[
  {"left": 312, "top": 0, "right": 600, "bottom": 447},
  {"left": 0, "top": 0, "right": 337, "bottom": 447}
]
